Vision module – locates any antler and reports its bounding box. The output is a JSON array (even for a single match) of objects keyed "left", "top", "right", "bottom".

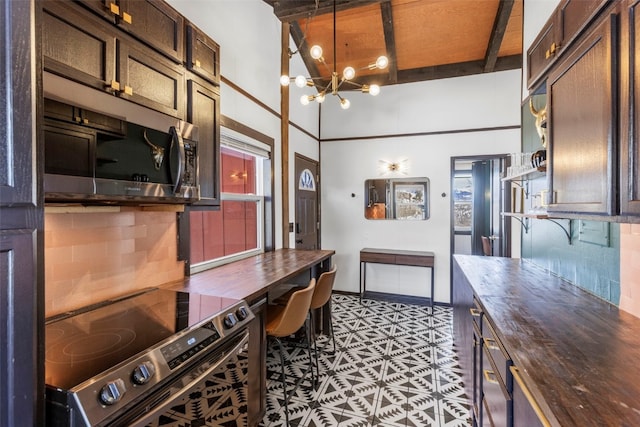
[{"left": 143, "top": 129, "right": 165, "bottom": 170}]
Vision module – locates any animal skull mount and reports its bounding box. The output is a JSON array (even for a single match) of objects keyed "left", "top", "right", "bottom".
[
  {"left": 143, "top": 129, "right": 165, "bottom": 170},
  {"left": 529, "top": 98, "right": 547, "bottom": 148}
]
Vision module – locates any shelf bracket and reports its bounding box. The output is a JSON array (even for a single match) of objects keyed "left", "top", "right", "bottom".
[
  {"left": 510, "top": 215, "right": 530, "bottom": 233},
  {"left": 546, "top": 218, "right": 572, "bottom": 244}
]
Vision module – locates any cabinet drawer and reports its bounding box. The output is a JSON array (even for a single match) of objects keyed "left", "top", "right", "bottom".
[
  {"left": 471, "top": 297, "right": 483, "bottom": 330},
  {"left": 482, "top": 316, "right": 511, "bottom": 385},
  {"left": 527, "top": 13, "right": 558, "bottom": 89},
  {"left": 482, "top": 345, "right": 512, "bottom": 427},
  {"left": 395, "top": 254, "right": 433, "bottom": 267},
  {"left": 360, "top": 252, "right": 395, "bottom": 264}
]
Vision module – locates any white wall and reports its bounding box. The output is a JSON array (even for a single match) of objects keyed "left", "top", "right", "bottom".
[{"left": 320, "top": 70, "right": 521, "bottom": 303}]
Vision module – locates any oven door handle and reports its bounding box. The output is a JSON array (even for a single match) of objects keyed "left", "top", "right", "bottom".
[{"left": 127, "top": 330, "right": 249, "bottom": 427}]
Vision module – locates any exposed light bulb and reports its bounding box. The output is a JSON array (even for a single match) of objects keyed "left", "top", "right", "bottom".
[
  {"left": 300, "top": 95, "right": 311, "bottom": 105},
  {"left": 343, "top": 66, "right": 356, "bottom": 81},
  {"left": 376, "top": 56, "right": 389, "bottom": 69},
  {"left": 310, "top": 45, "right": 323, "bottom": 60},
  {"left": 369, "top": 84, "right": 380, "bottom": 96},
  {"left": 315, "top": 93, "right": 325, "bottom": 103},
  {"left": 294, "top": 75, "right": 307, "bottom": 88},
  {"left": 340, "top": 98, "right": 350, "bottom": 109},
  {"left": 280, "top": 75, "right": 290, "bottom": 86}
]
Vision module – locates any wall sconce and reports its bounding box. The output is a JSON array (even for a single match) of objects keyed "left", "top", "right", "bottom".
[{"left": 378, "top": 159, "right": 408, "bottom": 175}]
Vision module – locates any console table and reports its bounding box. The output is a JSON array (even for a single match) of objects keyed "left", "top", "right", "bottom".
[{"left": 359, "top": 248, "right": 435, "bottom": 306}]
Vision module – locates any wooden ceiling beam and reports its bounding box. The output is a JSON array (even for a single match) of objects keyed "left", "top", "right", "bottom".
[
  {"left": 351, "top": 54, "right": 522, "bottom": 87},
  {"left": 380, "top": 1, "right": 397, "bottom": 84},
  {"left": 483, "top": 0, "right": 515, "bottom": 73},
  {"left": 268, "top": 0, "right": 382, "bottom": 22}
]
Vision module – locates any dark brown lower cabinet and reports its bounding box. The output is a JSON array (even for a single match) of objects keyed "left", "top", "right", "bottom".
[
  {"left": 247, "top": 298, "right": 266, "bottom": 426},
  {"left": 453, "top": 259, "right": 544, "bottom": 427},
  {"left": 511, "top": 367, "right": 547, "bottom": 427}
]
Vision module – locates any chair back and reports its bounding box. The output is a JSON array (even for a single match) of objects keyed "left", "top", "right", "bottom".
[
  {"left": 481, "top": 236, "right": 492, "bottom": 256},
  {"left": 310, "top": 265, "right": 337, "bottom": 310},
  {"left": 267, "top": 278, "right": 316, "bottom": 338}
]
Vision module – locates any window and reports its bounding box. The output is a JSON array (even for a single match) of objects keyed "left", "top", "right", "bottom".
[{"left": 189, "top": 130, "right": 270, "bottom": 273}]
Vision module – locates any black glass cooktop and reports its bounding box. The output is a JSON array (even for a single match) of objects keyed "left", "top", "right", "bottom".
[{"left": 44, "top": 288, "right": 239, "bottom": 389}]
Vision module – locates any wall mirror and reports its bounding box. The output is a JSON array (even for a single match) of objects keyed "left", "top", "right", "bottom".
[{"left": 364, "top": 177, "right": 430, "bottom": 220}]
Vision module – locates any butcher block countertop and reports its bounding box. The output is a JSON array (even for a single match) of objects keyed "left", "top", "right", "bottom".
[
  {"left": 454, "top": 255, "right": 640, "bottom": 427},
  {"left": 164, "top": 249, "right": 335, "bottom": 303}
]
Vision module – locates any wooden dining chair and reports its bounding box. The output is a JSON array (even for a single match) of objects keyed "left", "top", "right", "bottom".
[{"left": 265, "top": 278, "right": 316, "bottom": 425}]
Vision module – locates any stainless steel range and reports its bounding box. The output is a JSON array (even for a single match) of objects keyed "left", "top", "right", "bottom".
[{"left": 45, "top": 288, "right": 254, "bottom": 427}]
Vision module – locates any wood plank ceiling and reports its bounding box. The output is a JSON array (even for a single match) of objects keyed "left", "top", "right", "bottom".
[{"left": 266, "top": 0, "right": 523, "bottom": 89}]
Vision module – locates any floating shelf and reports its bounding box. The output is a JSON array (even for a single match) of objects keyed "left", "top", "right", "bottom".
[{"left": 501, "top": 162, "right": 547, "bottom": 182}]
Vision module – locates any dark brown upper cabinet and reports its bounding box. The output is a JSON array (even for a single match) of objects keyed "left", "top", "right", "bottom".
[
  {"left": 546, "top": 9, "right": 618, "bottom": 216},
  {"left": 76, "top": 0, "right": 184, "bottom": 63},
  {"left": 44, "top": 98, "right": 126, "bottom": 135},
  {"left": 527, "top": 0, "right": 611, "bottom": 90},
  {"left": 187, "top": 76, "right": 220, "bottom": 207},
  {"left": 43, "top": 1, "right": 185, "bottom": 119},
  {"left": 186, "top": 24, "right": 221, "bottom": 86},
  {"left": 620, "top": 0, "right": 640, "bottom": 216}
]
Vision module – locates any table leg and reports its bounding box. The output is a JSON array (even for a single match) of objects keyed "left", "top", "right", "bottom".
[{"left": 430, "top": 266, "right": 435, "bottom": 308}]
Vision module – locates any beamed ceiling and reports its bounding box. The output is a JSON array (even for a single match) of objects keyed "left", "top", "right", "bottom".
[{"left": 266, "top": 0, "right": 523, "bottom": 90}]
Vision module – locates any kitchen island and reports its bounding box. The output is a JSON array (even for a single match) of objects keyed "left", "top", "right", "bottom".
[
  {"left": 453, "top": 254, "right": 640, "bottom": 427},
  {"left": 163, "top": 248, "right": 334, "bottom": 426}
]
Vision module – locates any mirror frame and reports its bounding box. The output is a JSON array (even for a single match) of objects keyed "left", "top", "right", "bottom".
[{"left": 364, "top": 177, "right": 430, "bottom": 220}]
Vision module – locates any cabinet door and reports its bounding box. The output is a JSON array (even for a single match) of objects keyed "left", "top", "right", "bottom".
[
  {"left": 187, "top": 78, "right": 220, "bottom": 206},
  {"left": 117, "top": 0, "right": 184, "bottom": 63},
  {"left": 187, "top": 24, "right": 220, "bottom": 85},
  {"left": 620, "top": 0, "right": 640, "bottom": 215},
  {"left": 247, "top": 299, "right": 266, "bottom": 425},
  {"left": 547, "top": 12, "right": 618, "bottom": 215},
  {"left": 452, "top": 259, "right": 475, "bottom": 404},
  {"left": 117, "top": 40, "right": 185, "bottom": 118},
  {"left": 42, "top": 1, "right": 117, "bottom": 93},
  {"left": 511, "top": 367, "right": 548, "bottom": 427},
  {"left": 527, "top": 13, "right": 558, "bottom": 89}
]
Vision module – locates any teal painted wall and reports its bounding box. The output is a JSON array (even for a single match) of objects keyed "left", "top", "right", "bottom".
[{"left": 519, "top": 95, "right": 620, "bottom": 304}]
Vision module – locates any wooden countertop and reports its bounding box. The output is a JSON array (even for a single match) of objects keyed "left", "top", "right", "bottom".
[
  {"left": 453, "top": 254, "right": 640, "bottom": 427},
  {"left": 164, "top": 249, "right": 335, "bottom": 303}
]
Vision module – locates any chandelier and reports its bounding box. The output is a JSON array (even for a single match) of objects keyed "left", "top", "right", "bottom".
[{"left": 280, "top": 0, "right": 389, "bottom": 110}]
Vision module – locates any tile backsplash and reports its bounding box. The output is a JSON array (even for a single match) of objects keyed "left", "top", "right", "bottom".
[
  {"left": 45, "top": 209, "right": 184, "bottom": 317},
  {"left": 620, "top": 224, "right": 640, "bottom": 319}
]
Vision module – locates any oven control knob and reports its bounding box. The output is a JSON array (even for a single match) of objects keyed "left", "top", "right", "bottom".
[
  {"left": 236, "top": 306, "right": 249, "bottom": 321},
  {"left": 223, "top": 312, "right": 237, "bottom": 329},
  {"left": 99, "top": 379, "right": 126, "bottom": 406},
  {"left": 131, "top": 361, "right": 156, "bottom": 385}
]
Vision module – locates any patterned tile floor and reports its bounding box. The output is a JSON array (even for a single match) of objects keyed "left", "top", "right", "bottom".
[{"left": 260, "top": 294, "right": 472, "bottom": 427}]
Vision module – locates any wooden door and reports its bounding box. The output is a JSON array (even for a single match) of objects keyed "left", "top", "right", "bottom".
[{"left": 294, "top": 154, "right": 319, "bottom": 250}]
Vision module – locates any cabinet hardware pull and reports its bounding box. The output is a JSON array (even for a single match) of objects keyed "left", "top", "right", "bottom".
[
  {"left": 122, "top": 85, "right": 133, "bottom": 96},
  {"left": 483, "top": 369, "right": 498, "bottom": 384},
  {"left": 122, "top": 12, "right": 132, "bottom": 24},
  {"left": 510, "top": 366, "right": 552, "bottom": 427},
  {"left": 483, "top": 337, "right": 499, "bottom": 351},
  {"left": 83, "top": 118, "right": 89, "bottom": 124},
  {"left": 195, "top": 59, "right": 201, "bottom": 68},
  {"left": 106, "top": 80, "right": 121, "bottom": 92},
  {"left": 469, "top": 308, "right": 482, "bottom": 317},
  {"left": 109, "top": 2, "right": 120, "bottom": 15},
  {"left": 545, "top": 49, "right": 551, "bottom": 59},
  {"left": 74, "top": 116, "right": 82, "bottom": 123}
]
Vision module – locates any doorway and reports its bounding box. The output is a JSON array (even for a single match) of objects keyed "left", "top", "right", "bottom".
[
  {"left": 294, "top": 154, "right": 319, "bottom": 249},
  {"left": 451, "top": 155, "right": 511, "bottom": 257}
]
